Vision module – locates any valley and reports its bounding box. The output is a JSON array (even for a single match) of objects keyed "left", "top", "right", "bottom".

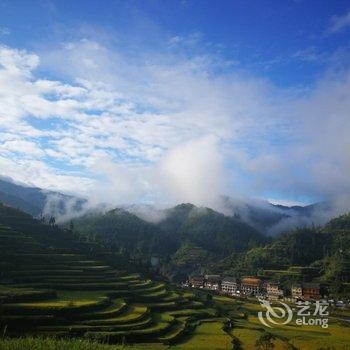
[{"left": 0, "top": 201, "right": 349, "bottom": 349}]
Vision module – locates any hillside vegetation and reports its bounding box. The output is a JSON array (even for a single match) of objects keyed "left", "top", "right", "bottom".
[
  {"left": 0, "top": 203, "right": 217, "bottom": 346},
  {"left": 73, "top": 204, "right": 350, "bottom": 295},
  {"left": 215, "top": 214, "right": 350, "bottom": 296},
  {"left": 72, "top": 203, "right": 266, "bottom": 275},
  {"left": 0, "top": 338, "right": 136, "bottom": 350},
  {"left": 1, "top": 203, "right": 350, "bottom": 349},
  {"left": 0, "top": 179, "right": 86, "bottom": 218}
]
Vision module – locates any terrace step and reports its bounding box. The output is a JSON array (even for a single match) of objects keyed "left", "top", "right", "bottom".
[
  {"left": 11, "top": 282, "right": 128, "bottom": 290},
  {"left": 77, "top": 299, "right": 127, "bottom": 320},
  {"left": 143, "top": 301, "right": 178, "bottom": 310},
  {"left": 157, "top": 319, "right": 187, "bottom": 343},
  {"left": 1, "top": 297, "right": 110, "bottom": 316},
  {"left": 83, "top": 316, "right": 174, "bottom": 343},
  {"left": 80, "top": 305, "right": 149, "bottom": 325},
  {"left": 37, "top": 316, "right": 153, "bottom": 333},
  {"left": 168, "top": 308, "right": 216, "bottom": 318}
]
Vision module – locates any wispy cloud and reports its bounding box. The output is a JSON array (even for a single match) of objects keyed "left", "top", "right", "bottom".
[
  {"left": 0, "top": 27, "right": 10, "bottom": 36},
  {"left": 292, "top": 47, "right": 326, "bottom": 63},
  {"left": 0, "top": 30, "right": 349, "bottom": 215},
  {"left": 328, "top": 10, "right": 350, "bottom": 34},
  {"left": 0, "top": 41, "right": 283, "bottom": 204}
]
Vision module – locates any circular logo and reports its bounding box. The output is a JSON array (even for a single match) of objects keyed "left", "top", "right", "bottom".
[{"left": 258, "top": 299, "right": 293, "bottom": 328}]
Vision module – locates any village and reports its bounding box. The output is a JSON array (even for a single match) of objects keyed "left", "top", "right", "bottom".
[{"left": 181, "top": 275, "right": 340, "bottom": 304}]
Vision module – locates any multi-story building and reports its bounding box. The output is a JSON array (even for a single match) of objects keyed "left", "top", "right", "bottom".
[
  {"left": 291, "top": 283, "right": 322, "bottom": 300},
  {"left": 302, "top": 282, "right": 321, "bottom": 300},
  {"left": 241, "top": 277, "right": 262, "bottom": 295},
  {"left": 204, "top": 275, "right": 221, "bottom": 291},
  {"left": 291, "top": 284, "right": 303, "bottom": 300},
  {"left": 221, "top": 277, "right": 240, "bottom": 295},
  {"left": 189, "top": 275, "right": 204, "bottom": 288},
  {"left": 266, "top": 281, "right": 284, "bottom": 300}
]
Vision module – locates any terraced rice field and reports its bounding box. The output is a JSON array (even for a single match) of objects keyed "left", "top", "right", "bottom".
[
  {"left": 0, "top": 337, "right": 164, "bottom": 350},
  {"left": 0, "top": 223, "right": 218, "bottom": 345},
  {"left": 172, "top": 322, "right": 232, "bottom": 350},
  {"left": 3, "top": 215, "right": 349, "bottom": 350},
  {"left": 213, "top": 295, "right": 350, "bottom": 350}
]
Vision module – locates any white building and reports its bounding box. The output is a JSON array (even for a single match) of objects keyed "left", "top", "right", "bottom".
[{"left": 221, "top": 277, "right": 240, "bottom": 295}]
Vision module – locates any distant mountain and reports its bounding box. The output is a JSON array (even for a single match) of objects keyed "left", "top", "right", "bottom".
[
  {"left": 73, "top": 208, "right": 175, "bottom": 256},
  {"left": 73, "top": 203, "right": 266, "bottom": 263},
  {"left": 0, "top": 177, "right": 86, "bottom": 218},
  {"left": 220, "top": 196, "right": 333, "bottom": 235},
  {"left": 159, "top": 203, "right": 265, "bottom": 255},
  {"left": 0, "top": 177, "right": 340, "bottom": 236},
  {"left": 226, "top": 212, "right": 350, "bottom": 292},
  {"left": 74, "top": 204, "right": 350, "bottom": 286}
]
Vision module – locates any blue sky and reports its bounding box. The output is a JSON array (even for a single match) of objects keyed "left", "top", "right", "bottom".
[
  {"left": 0, "top": 0, "right": 350, "bottom": 208},
  {"left": 1, "top": 0, "right": 349, "bottom": 85}
]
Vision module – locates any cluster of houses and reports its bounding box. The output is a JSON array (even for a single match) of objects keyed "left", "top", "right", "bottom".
[{"left": 185, "top": 275, "right": 324, "bottom": 301}]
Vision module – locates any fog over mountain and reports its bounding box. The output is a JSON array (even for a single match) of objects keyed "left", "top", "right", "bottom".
[
  {"left": 1, "top": 176, "right": 348, "bottom": 235},
  {"left": 0, "top": 176, "right": 90, "bottom": 222},
  {"left": 1, "top": 37, "right": 350, "bottom": 224}
]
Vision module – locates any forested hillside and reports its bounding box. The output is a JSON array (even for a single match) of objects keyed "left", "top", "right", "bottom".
[
  {"left": 214, "top": 214, "right": 350, "bottom": 296},
  {"left": 72, "top": 204, "right": 266, "bottom": 266},
  {"left": 0, "top": 178, "right": 86, "bottom": 218},
  {"left": 72, "top": 204, "right": 350, "bottom": 295}
]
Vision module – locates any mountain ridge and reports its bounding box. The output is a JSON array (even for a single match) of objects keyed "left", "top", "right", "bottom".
[
  {"left": 0, "top": 177, "right": 338, "bottom": 236},
  {"left": 0, "top": 177, "right": 86, "bottom": 218}
]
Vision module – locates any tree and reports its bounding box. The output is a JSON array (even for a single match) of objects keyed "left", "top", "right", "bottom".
[
  {"left": 39, "top": 213, "right": 46, "bottom": 223},
  {"left": 231, "top": 336, "right": 243, "bottom": 350},
  {"left": 255, "top": 332, "right": 275, "bottom": 350},
  {"left": 206, "top": 293, "right": 213, "bottom": 306},
  {"left": 49, "top": 216, "right": 56, "bottom": 227}
]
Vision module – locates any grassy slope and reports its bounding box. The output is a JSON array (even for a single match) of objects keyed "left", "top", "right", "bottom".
[
  {"left": 0, "top": 206, "right": 210, "bottom": 345},
  {"left": 172, "top": 322, "right": 232, "bottom": 350},
  {"left": 1, "top": 204, "right": 350, "bottom": 349},
  {"left": 0, "top": 206, "right": 227, "bottom": 347},
  {"left": 213, "top": 295, "right": 350, "bottom": 350},
  {"left": 0, "top": 338, "right": 163, "bottom": 350}
]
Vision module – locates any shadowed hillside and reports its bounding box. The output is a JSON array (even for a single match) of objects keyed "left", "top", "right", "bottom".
[
  {"left": 0, "top": 178, "right": 86, "bottom": 218},
  {"left": 0, "top": 203, "right": 217, "bottom": 345},
  {"left": 72, "top": 203, "right": 266, "bottom": 274}
]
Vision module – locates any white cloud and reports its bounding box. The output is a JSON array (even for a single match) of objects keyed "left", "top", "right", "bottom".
[
  {"left": 1, "top": 139, "right": 45, "bottom": 157},
  {"left": 0, "top": 155, "right": 93, "bottom": 194},
  {"left": 0, "top": 27, "right": 10, "bottom": 36},
  {"left": 328, "top": 10, "right": 350, "bottom": 33},
  {"left": 158, "top": 136, "right": 226, "bottom": 207},
  {"left": 0, "top": 39, "right": 349, "bottom": 217}
]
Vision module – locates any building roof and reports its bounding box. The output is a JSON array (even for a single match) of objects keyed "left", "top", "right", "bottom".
[
  {"left": 242, "top": 277, "right": 261, "bottom": 286},
  {"left": 190, "top": 275, "right": 204, "bottom": 281},
  {"left": 206, "top": 276, "right": 221, "bottom": 283},
  {"left": 266, "top": 281, "right": 280, "bottom": 286},
  {"left": 222, "top": 276, "right": 239, "bottom": 283},
  {"left": 204, "top": 274, "right": 221, "bottom": 279},
  {"left": 302, "top": 282, "right": 320, "bottom": 289}
]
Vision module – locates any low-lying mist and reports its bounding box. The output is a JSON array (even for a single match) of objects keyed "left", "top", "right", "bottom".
[{"left": 43, "top": 189, "right": 350, "bottom": 236}]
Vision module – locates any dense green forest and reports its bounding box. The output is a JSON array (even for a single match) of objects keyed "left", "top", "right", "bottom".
[
  {"left": 212, "top": 214, "right": 350, "bottom": 296},
  {"left": 73, "top": 204, "right": 265, "bottom": 259},
  {"left": 72, "top": 204, "right": 350, "bottom": 295}
]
